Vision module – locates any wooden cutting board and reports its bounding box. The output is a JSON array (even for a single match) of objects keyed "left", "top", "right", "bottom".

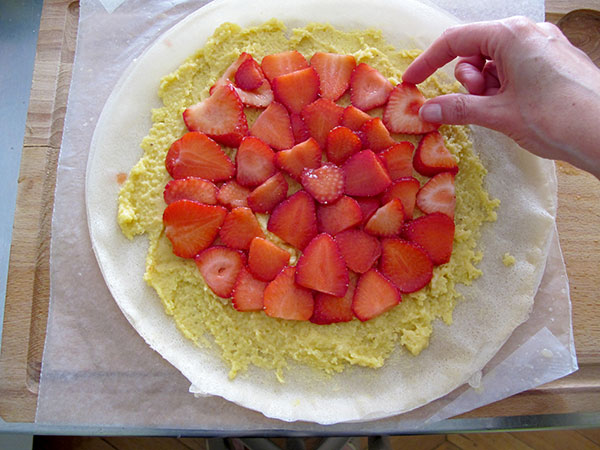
[{"left": 1, "top": 0, "right": 599, "bottom": 425}]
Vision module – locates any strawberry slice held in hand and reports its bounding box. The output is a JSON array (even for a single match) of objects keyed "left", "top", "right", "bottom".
[
  {"left": 340, "top": 105, "right": 373, "bottom": 131},
  {"left": 248, "top": 236, "right": 290, "bottom": 282},
  {"left": 195, "top": 246, "right": 245, "bottom": 298},
  {"left": 267, "top": 190, "right": 317, "bottom": 250},
  {"left": 301, "top": 163, "right": 345, "bottom": 205},
  {"left": 217, "top": 180, "right": 250, "bottom": 209},
  {"left": 246, "top": 172, "right": 288, "bottom": 214},
  {"left": 272, "top": 66, "right": 320, "bottom": 114},
  {"left": 383, "top": 82, "right": 439, "bottom": 134},
  {"left": 334, "top": 228, "right": 382, "bottom": 274},
  {"left": 342, "top": 150, "right": 392, "bottom": 197},
  {"left": 326, "top": 126, "right": 362, "bottom": 165},
  {"left": 235, "top": 136, "right": 276, "bottom": 187},
  {"left": 352, "top": 269, "right": 401, "bottom": 321},
  {"left": 379, "top": 142, "right": 415, "bottom": 181},
  {"left": 301, "top": 98, "right": 345, "bottom": 148},
  {"left": 350, "top": 63, "right": 393, "bottom": 111},
  {"left": 295, "top": 233, "right": 349, "bottom": 297},
  {"left": 380, "top": 177, "right": 420, "bottom": 219},
  {"left": 274, "top": 137, "right": 322, "bottom": 181},
  {"left": 416, "top": 171, "right": 456, "bottom": 218},
  {"left": 413, "top": 131, "right": 459, "bottom": 177},
  {"left": 310, "top": 52, "right": 356, "bottom": 101},
  {"left": 261, "top": 50, "right": 309, "bottom": 83},
  {"left": 219, "top": 207, "right": 265, "bottom": 250},
  {"left": 163, "top": 200, "right": 227, "bottom": 259},
  {"left": 311, "top": 273, "right": 357, "bottom": 325},
  {"left": 365, "top": 198, "right": 406, "bottom": 237},
  {"left": 403, "top": 212, "right": 455, "bottom": 266},
  {"left": 250, "top": 101, "right": 295, "bottom": 151},
  {"left": 264, "top": 266, "right": 314, "bottom": 321},
  {"left": 358, "top": 117, "right": 396, "bottom": 152},
  {"left": 183, "top": 83, "right": 248, "bottom": 147},
  {"left": 163, "top": 177, "right": 218, "bottom": 205},
  {"left": 379, "top": 238, "right": 433, "bottom": 293},
  {"left": 317, "top": 195, "right": 363, "bottom": 235},
  {"left": 232, "top": 267, "right": 267, "bottom": 312},
  {"left": 166, "top": 132, "right": 235, "bottom": 182}
]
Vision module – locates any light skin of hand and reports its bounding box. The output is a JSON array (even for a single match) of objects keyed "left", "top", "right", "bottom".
[{"left": 402, "top": 16, "right": 600, "bottom": 179}]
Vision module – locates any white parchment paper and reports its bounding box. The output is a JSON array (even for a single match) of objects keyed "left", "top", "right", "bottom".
[{"left": 36, "top": 0, "right": 578, "bottom": 431}]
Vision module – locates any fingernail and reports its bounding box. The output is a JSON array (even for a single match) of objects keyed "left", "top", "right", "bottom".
[{"left": 420, "top": 103, "right": 442, "bottom": 123}]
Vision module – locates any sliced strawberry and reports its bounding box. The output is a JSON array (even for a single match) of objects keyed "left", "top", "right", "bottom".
[
  {"left": 248, "top": 236, "right": 290, "bottom": 281},
  {"left": 358, "top": 117, "right": 396, "bottom": 152},
  {"left": 380, "top": 177, "right": 420, "bottom": 219},
  {"left": 232, "top": 267, "right": 267, "bottom": 311},
  {"left": 274, "top": 137, "right": 322, "bottom": 181},
  {"left": 163, "top": 177, "right": 218, "bottom": 205},
  {"left": 163, "top": 200, "right": 227, "bottom": 258},
  {"left": 267, "top": 190, "right": 317, "bottom": 250},
  {"left": 379, "top": 238, "right": 433, "bottom": 293},
  {"left": 273, "top": 67, "right": 320, "bottom": 114},
  {"left": 334, "top": 228, "right": 382, "bottom": 274},
  {"left": 342, "top": 150, "right": 392, "bottom": 197},
  {"left": 354, "top": 196, "right": 380, "bottom": 225},
  {"left": 261, "top": 51, "right": 309, "bottom": 82},
  {"left": 301, "top": 163, "right": 345, "bottom": 204},
  {"left": 234, "top": 58, "right": 264, "bottom": 90},
  {"left": 249, "top": 101, "right": 294, "bottom": 151},
  {"left": 183, "top": 83, "right": 248, "bottom": 147},
  {"left": 383, "top": 82, "right": 439, "bottom": 134},
  {"left": 235, "top": 136, "right": 276, "bottom": 187},
  {"left": 352, "top": 269, "right": 401, "bottom": 321},
  {"left": 290, "top": 112, "right": 311, "bottom": 144},
  {"left": 340, "top": 105, "right": 373, "bottom": 131},
  {"left": 364, "top": 198, "right": 405, "bottom": 237},
  {"left": 317, "top": 195, "right": 363, "bottom": 235},
  {"left": 301, "top": 98, "right": 345, "bottom": 148},
  {"left": 416, "top": 172, "right": 456, "bottom": 218},
  {"left": 195, "top": 246, "right": 245, "bottom": 298},
  {"left": 166, "top": 132, "right": 235, "bottom": 182},
  {"left": 296, "top": 233, "right": 349, "bottom": 297},
  {"left": 310, "top": 273, "right": 357, "bottom": 325},
  {"left": 326, "top": 126, "right": 362, "bottom": 165},
  {"left": 219, "top": 207, "right": 265, "bottom": 250},
  {"left": 217, "top": 180, "right": 250, "bottom": 208},
  {"left": 264, "top": 266, "right": 314, "bottom": 320},
  {"left": 350, "top": 63, "right": 393, "bottom": 111},
  {"left": 403, "top": 212, "right": 455, "bottom": 265},
  {"left": 216, "top": 53, "right": 274, "bottom": 108},
  {"left": 379, "top": 142, "right": 415, "bottom": 181},
  {"left": 413, "top": 131, "right": 459, "bottom": 177},
  {"left": 246, "top": 172, "right": 289, "bottom": 214},
  {"left": 310, "top": 52, "right": 356, "bottom": 101}
]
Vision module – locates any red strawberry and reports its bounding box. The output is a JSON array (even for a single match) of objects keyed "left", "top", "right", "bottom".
[
  {"left": 317, "top": 195, "right": 363, "bottom": 235},
  {"left": 232, "top": 267, "right": 267, "bottom": 311},
  {"left": 273, "top": 67, "right": 320, "bottom": 114},
  {"left": 250, "top": 102, "right": 294, "bottom": 150},
  {"left": 295, "top": 233, "right": 349, "bottom": 297},
  {"left": 267, "top": 190, "right": 317, "bottom": 250},
  {"left": 220, "top": 52, "right": 254, "bottom": 81},
  {"left": 290, "top": 112, "right": 311, "bottom": 144},
  {"left": 163, "top": 200, "right": 227, "bottom": 258},
  {"left": 335, "top": 228, "right": 382, "bottom": 273},
  {"left": 364, "top": 198, "right": 405, "bottom": 237},
  {"left": 416, "top": 172, "right": 456, "bottom": 218},
  {"left": 310, "top": 273, "right": 357, "bottom": 325},
  {"left": 340, "top": 105, "right": 372, "bottom": 131},
  {"left": 246, "top": 172, "right": 289, "bottom": 214},
  {"left": 248, "top": 236, "right": 290, "bottom": 281},
  {"left": 403, "top": 212, "right": 455, "bottom": 265},
  {"left": 183, "top": 83, "right": 248, "bottom": 147},
  {"left": 301, "top": 163, "right": 345, "bottom": 204},
  {"left": 350, "top": 63, "right": 393, "bottom": 111},
  {"left": 215, "top": 53, "right": 273, "bottom": 107},
  {"left": 342, "top": 150, "right": 392, "bottom": 197},
  {"left": 301, "top": 98, "right": 344, "bottom": 148},
  {"left": 195, "top": 246, "right": 245, "bottom": 298},
  {"left": 235, "top": 136, "right": 276, "bottom": 187},
  {"left": 219, "top": 207, "right": 265, "bottom": 250},
  {"left": 274, "top": 137, "right": 322, "bottom": 181},
  {"left": 264, "top": 266, "right": 314, "bottom": 321},
  {"left": 163, "top": 177, "right": 218, "bottom": 205},
  {"left": 379, "top": 238, "right": 433, "bottom": 293},
  {"left": 383, "top": 83, "right": 439, "bottom": 134},
  {"left": 413, "top": 131, "right": 459, "bottom": 177},
  {"left": 352, "top": 269, "right": 401, "bottom": 321},
  {"left": 379, "top": 142, "right": 415, "bottom": 181},
  {"left": 261, "top": 51, "right": 309, "bottom": 82},
  {"left": 165, "top": 132, "right": 235, "bottom": 182},
  {"left": 380, "top": 177, "right": 420, "bottom": 219},
  {"left": 234, "top": 58, "right": 264, "bottom": 90},
  {"left": 326, "top": 126, "right": 362, "bottom": 165},
  {"left": 358, "top": 117, "right": 395, "bottom": 151},
  {"left": 310, "top": 52, "right": 356, "bottom": 100},
  {"left": 217, "top": 180, "right": 250, "bottom": 208},
  {"left": 354, "top": 196, "right": 380, "bottom": 225}
]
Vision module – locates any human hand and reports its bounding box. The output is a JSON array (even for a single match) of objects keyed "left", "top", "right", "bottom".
[{"left": 403, "top": 16, "right": 600, "bottom": 178}]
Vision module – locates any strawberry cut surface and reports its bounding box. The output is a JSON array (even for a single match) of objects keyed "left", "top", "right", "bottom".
[
  {"left": 413, "top": 131, "right": 459, "bottom": 177},
  {"left": 379, "top": 142, "right": 415, "bottom": 181},
  {"left": 273, "top": 66, "right": 320, "bottom": 114},
  {"left": 352, "top": 269, "right": 401, "bottom": 321},
  {"left": 250, "top": 102, "right": 295, "bottom": 151},
  {"left": 219, "top": 207, "right": 265, "bottom": 250},
  {"left": 261, "top": 51, "right": 309, "bottom": 82},
  {"left": 235, "top": 136, "right": 276, "bottom": 187},
  {"left": 195, "top": 246, "right": 245, "bottom": 298},
  {"left": 380, "top": 177, "right": 420, "bottom": 219},
  {"left": 248, "top": 237, "right": 291, "bottom": 281},
  {"left": 383, "top": 82, "right": 439, "bottom": 134},
  {"left": 217, "top": 180, "right": 250, "bottom": 209},
  {"left": 163, "top": 177, "right": 218, "bottom": 205},
  {"left": 274, "top": 137, "right": 322, "bottom": 181},
  {"left": 350, "top": 63, "right": 393, "bottom": 111},
  {"left": 310, "top": 273, "right": 357, "bottom": 325},
  {"left": 267, "top": 190, "right": 318, "bottom": 250},
  {"left": 263, "top": 266, "right": 314, "bottom": 321},
  {"left": 380, "top": 239, "right": 433, "bottom": 293},
  {"left": 326, "top": 126, "right": 362, "bottom": 165},
  {"left": 301, "top": 98, "right": 345, "bottom": 148},
  {"left": 310, "top": 52, "right": 356, "bottom": 101},
  {"left": 316, "top": 195, "right": 363, "bottom": 235},
  {"left": 335, "top": 228, "right": 382, "bottom": 274},
  {"left": 301, "top": 163, "right": 345, "bottom": 204},
  {"left": 364, "top": 198, "right": 406, "bottom": 237},
  {"left": 403, "top": 212, "right": 455, "bottom": 266},
  {"left": 416, "top": 172, "right": 456, "bottom": 218},
  {"left": 246, "top": 172, "right": 288, "bottom": 214},
  {"left": 342, "top": 150, "right": 392, "bottom": 197},
  {"left": 232, "top": 267, "right": 267, "bottom": 311}
]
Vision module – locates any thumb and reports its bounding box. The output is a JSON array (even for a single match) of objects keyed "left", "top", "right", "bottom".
[{"left": 419, "top": 93, "right": 505, "bottom": 130}]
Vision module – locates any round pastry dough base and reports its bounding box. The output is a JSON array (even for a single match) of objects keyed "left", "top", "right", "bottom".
[{"left": 86, "top": 0, "right": 557, "bottom": 424}]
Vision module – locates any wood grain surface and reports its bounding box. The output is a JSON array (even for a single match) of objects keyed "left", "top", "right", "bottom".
[{"left": 1, "top": 0, "right": 599, "bottom": 426}]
